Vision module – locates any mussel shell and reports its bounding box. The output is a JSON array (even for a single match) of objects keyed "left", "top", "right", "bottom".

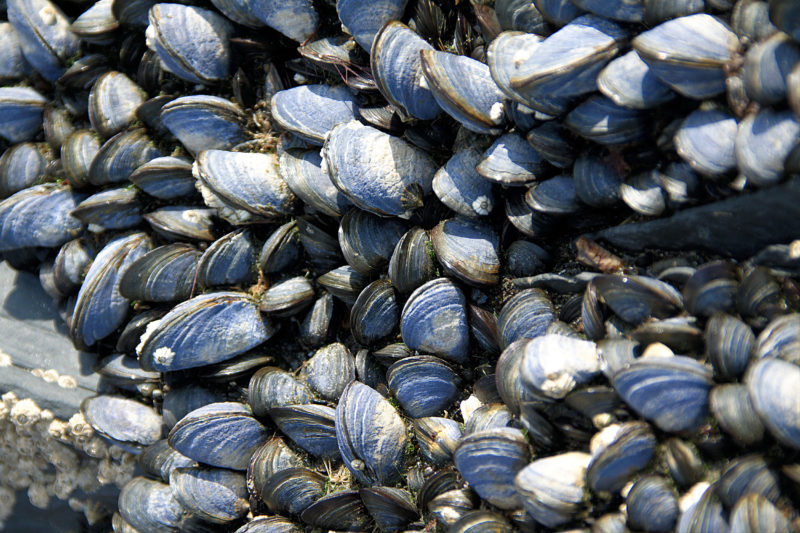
[
  {"left": 160, "top": 95, "right": 245, "bottom": 155},
  {"left": 336, "top": 381, "right": 408, "bottom": 486},
  {"left": 0, "top": 142, "right": 51, "bottom": 198},
  {"left": 144, "top": 206, "right": 217, "bottom": 242},
  {"left": 497, "top": 288, "right": 555, "bottom": 349},
  {"left": 300, "top": 490, "right": 373, "bottom": 531},
  {"left": 88, "top": 128, "right": 162, "bottom": 185},
  {"left": 197, "top": 229, "right": 256, "bottom": 288},
  {"left": 339, "top": 208, "right": 408, "bottom": 275},
  {"left": 248, "top": 0, "right": 319, "bottom": 43},
  {"left": 746, "top": 358, "right": 800, "bottom": 449},
  {"left": 360, "top": 486, "right": 418, "bottom": 532},
  {"left": 705, "top": 312, "right": 755, "bottom": 379},
  {"left": 453, "top": 427, "right": 530, "bottom": 509},
  {"left": 433, "top": 149, "right": 495, "bottom": 217},
  {"left": 337, "top": 0, "right": 408, "bottom": 51},
  {"left": 387, "top": 227, "right": 437, "bottom": 295},
  {"left": 120, "top": 244, "right": 199, "bottom": 303},
  {"left": 520, "top": 334, "right": 601, "bottom": 399},
  {"left": 514, "top": 451, "right": 591, "bottom": 527},
  {"left": 431, "top": 217, "right": 501, "bottom": 287},
  {"left": 233, "top": 516, "right": 301, "bottom": 533},
  {"left": 145, "top": 4, "right": 233, "bottom": 84},
  {"left": 62, "top": 130, "right": 101, "bottom": 188},
  {"left": 370, "top": 21, "right": 441, "bottom": 121},
  {"left": 268, "top": 404, "right": 339, "bottom": 459},
  {"left": 350, "top": 280, "right": 399, "bottom": 346},
  {"left": 248, "top": 367, "right": 312, "bottom": 418},
  {"left": 70, "top": 186, "right": 143, "bottom": 231},
  {"left": 82, "top": 395, "right": 163, "bottom": 448},
  {"left": 271, "top": 84, "right": 357, "bottom": 145},
  {"left": 597, "top": 50, "right": 675, "bottom": 109},
  {"left": 168, "top": 402, "right": 269, "bottom": 470},
  {"left": 260, "top": 276, "right": 314, "bottom": 316},
  {"left": 413, "top": 417, "right": 463, "bottom": 466},
  {"left": 278, "top": 149, "right": 353, "bottom": 217},
  {"left": 129, "top": 156, "right": 196, "bottom": 200},
  {"left": 586, "top": 421, "right": 657, "bottom": 493},
  {"left": 118, "top": 477, "right": 186, "bottom": 533},
  {"left": 387, "top": 355, "right": 459, "bottom": 418},
  {"left": 625, "top": 475, "right": 679, "bottom": 533},
  {"left": 674, "top": 108, "right": 738, "bottom": 177},
  {"left": 400, "top": 277, "right": 470, "bottom": 364},
  {"left": 324, "top": 120, "right": 437, "bottom": 219},
  {"left": 138, "top": 439, "right": 197, "bottom": 483},
  {"left": 317, "top": 264, "right": 369, "bottom": 305},
  {"left": 476, "top": 132, "right": 546, "bottom": 186},
  {"left": 162, "top": 383, "right": 226, "bottom": 430},
  {"left": 138, "top": 291, "right": 273, "bottom": 372},
  {"left": 613, "top": 355, "right": 714, "bottom": 433},
  {"left": 70, "top": 232, "right": 151, "bottom": 349},
  {"left": 710, "top": 383, "right": 765, "bottom": 445},
  {"left": 88, "top": 71, "right": 147, "bottom": 138},
  {"left": 169, "top": 466, "right": 248, "bottom": 524}
]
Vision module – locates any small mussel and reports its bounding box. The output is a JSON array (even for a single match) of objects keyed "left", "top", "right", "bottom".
[
  {"left": 431, "top": 217, "right": 501, "bottom": 287},
  {"left": 169, "top": 466, "right": 249, "bottom": 524},
  {"left": 387, "top": 355, "right": 460, "bottom": 418},
  {"left": 118, "top": 243, "right": 200, "bottom": 302},
  {"left": 514, "top": 451, "right": 591, "bottom": 527},
  {"left": 350, "top": 280, "right": 399, "bottom": 346}
]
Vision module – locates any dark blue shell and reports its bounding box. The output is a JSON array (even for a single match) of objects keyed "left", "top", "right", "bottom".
[
  {"left": 387, "top": 355, "right": 459, "bottom": 418},
  {"left": 570, "top": 0, "right": 643, "bottom": 22},
  {"left": 129, "top": 156, "right": 197, "bottom": 200},
  {"left": 70, "top": 186, "right": 143, "bottom": 231},
  {"left": 572, "top": 154, "right": 622, "bottom": 208},
  {"left": 138, "top": 291, "right": 274, "bottom": 372},
  {"left": 278, "top": 149, "right": 353, "bottom": 217},
  {"left": 0, "top": 142, "right": 49, "bottom": 198},
  {"left": 586, "top": 421, "right": 656, "bottom": 492},
  {"left": 118, "top": 243, "right": 201, "bottom": 302},
  {"left": 0, "top": 183, "right": 85, "bottom": 251},
  {"left": 70, "top": 232, "right": 152, "bottom": 349},
  {"left": 169, "top": 467, "right": 248, "bottom": 524},
  {"left": 304, "top": 342, "right": 355, "bottom": 401},
  {"left": 626, "top": 476, "right": 679, "bottom": 533},
  {"left": 269, "top": 404, "right": 339, "bottom": 459},
  {"left": 613, "top": 356, "right": 713, "bottom": 432},
  {"left": 248, "top": 0, "right": 319, "bottom": 42},
  {"left": 565, "top": 95, "right": 647, "bottom": 145},
  {"left": 88, "top": 128, "right": 162, "bottom": 185},
  {"left": 168, "top": 402, "right": 270, "bottom": 470},
  {"left": 336, "top": 381, "right": 408, "bottom": 486},
  {"left": 248, "top": 367, "right": 313, "bottom": 417},
  {"left": 118, "top": 477, "right": 185, "bottom": 533},
  {"left": 197, "top": 230, "right": 256, "bottom": 288},
  {"left": 477, "top": 132, "right": 547, "bottom": 186}
]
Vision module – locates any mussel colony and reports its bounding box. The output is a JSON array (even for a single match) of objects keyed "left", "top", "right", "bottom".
[{"left": 1, "top": 0, "right": 800, "bottom": 530}]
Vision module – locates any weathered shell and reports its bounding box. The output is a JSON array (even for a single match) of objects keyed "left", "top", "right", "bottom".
[
  {"left": 735, "top": 108, "right": 800, "bottom": 186},
  {"left": 453, "top": 427, "right": 530, "bottom": 509},
  {"left": 137, "top": 292, "right": 273, "bottom": 372},
  {"left": 431, "top": 217, "right": 500, "bottom": 287},
  {"left": 520, "top": 334, "right": 601, "bottom": 399},
  {"left": 514, "top": 452, "right": 591, "bottom": 527},
  {"left": 145, "top": 4, "right": 233, "bottom": 84},
  {"left": 477, "top": 132, "right": 547, "bottom": 186},
  {"left": 337, "top": 0, "right": 407, "bottom": 51},
  {"left": 324, "top": 120, "right": 437, "bottom": 218},
  {"left": 401, "top": 278, "right": 469, "bottom": 364},
  {"left": 168, "top": 402, "right": 269, "bottom": 470},
  {"left": 565, "top": 94, "right": 647, "bottom": 145},
  {"left": 336, "top": 381, "right": 408, "bottom": 486},
  {"left": 82, "top": 395, "right": 163, "bottom": 448},
  {"left": 317, "top": 264, "right": 369, "bottom": 305},
  {"left": 233, "top": 516, "right": 301, "bottom": 533},
  {"left": 626, "top": 475, "right": 679, "bottom": 533},
  {"left": 706, "top": 312, "right": 755, "bottom": 379},
  {"left": 497, "top": 289, "right": 555, "bottom": 349},
  {"left": 597, "top": 50, "right": 675, "bottom": 109},
  {"left": 301, "top": 490, "right": 373, "bottom": 531},
  {"left": 572, "top": 153, "right": 623, "bottom": 208},
  {"left": 339, "top": 208, "right": 408, "bottom": 275},
  {"left": 710, "top": 383, "right": 765, "bottom": 445},
  {"left": 144, "top": 206, "right": 217, "bottom": 242},
  {"left": 586, "top": 421, "right": 657, "bottom": 493},
  {"left": 674, "top": 108, "right": 739, "bottom": 176},
  {"left": 118, "top": 477, "right": 186, "bottom": 533},
  {"left": 70, "top": 232, "right": 151, "bottom": 349},
  {"left": 248, "top": 0, "right": 319, "bottom": 42},
  {"left": 433, "top": 149, "right": 494, "bottom": 217},
  {"left": 260, "top": 276, "right": 314, "bottom": 316},
  {"left": 303, "top": 342, "right": 355, "bottom": 401},
  {"left": 194, "top": 150, "right": 297, "bottom": 222},
  {"left": 414, "top": 417, "right": 463, "bottom": 466},
  {"left": 746, "top": 358, "right": 800, "bottom": 449},
  {"left": 0, "top": 142, "right": 50, "bottom": 198}
]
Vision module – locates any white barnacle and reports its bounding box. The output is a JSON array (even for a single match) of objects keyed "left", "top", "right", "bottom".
[
  {"left": 11, "top": 398, "right": 42, "bottom": 429},
  {"left": 153, "top": 346, "right": 176, "bottom": 366},
  {"left": 0, "top": 350, "right": 11, "bottom": 367},
  {"left": 48, "top": 419, "right": 71, "bottom": 442},
  {"left": 471, "top": 195, "right": 492, "bottom": 216},
  {"left": 42, "top": 369, "right": 59, "bottom": 383},
  {"left": 57, "top": 375, "right": 78, "bottom": 389},
  {"left": 489, "top": 102, "right": 505, "bottom": 124},
  {"left": 68, "top": 413, "right": 93, "bottom": 439},
  {"left": 27, "top": 482, "right": 50, "bottom": 509},
  {"left": 135, "top": 319, "right": 162, "bottom": 356}
]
